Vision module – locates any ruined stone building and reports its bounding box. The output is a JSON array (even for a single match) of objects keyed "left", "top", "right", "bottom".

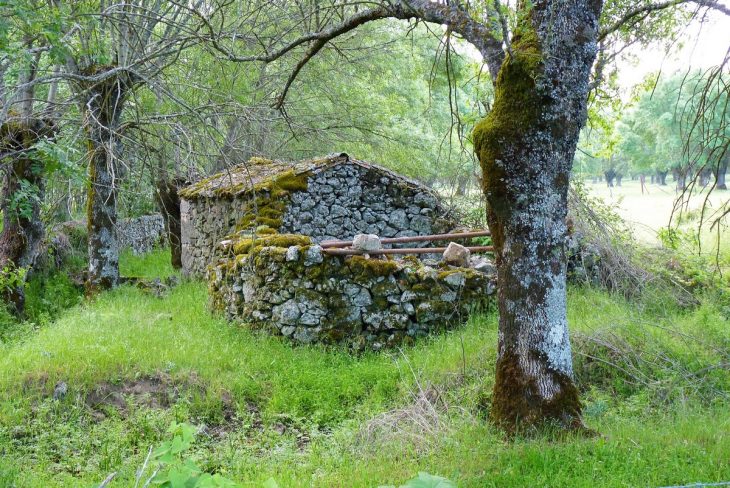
[{"left": 179, "top": 154, "right": 455, "bottom": 276}]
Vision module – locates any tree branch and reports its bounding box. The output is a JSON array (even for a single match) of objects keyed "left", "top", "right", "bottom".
[{"left": 599, "top": 0, "right": 730, "bottom": 42}]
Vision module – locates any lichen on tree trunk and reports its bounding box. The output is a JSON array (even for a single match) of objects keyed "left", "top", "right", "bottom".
[
  {"left": 472, "top": 0, "right": 602, "bottom": 431},
  {"left": 81, "top": 67, "right": 133, "bottom": 294}
]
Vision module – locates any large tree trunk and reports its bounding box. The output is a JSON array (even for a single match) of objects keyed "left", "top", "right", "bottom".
[
  {"left": 656, "top": 170, "right": 668, "bottom": 185},
  {"left": 0, "top": 118, "right": 54, "bottom": 314},
  {"left": 81, "top": 69, "right": 132, "bottom": 294},
  {"left": 473, "top": 0, "right": 601, "bottom": 431},
  {"left": 154, "top": 177, "right": 186, "bottom": 269}
]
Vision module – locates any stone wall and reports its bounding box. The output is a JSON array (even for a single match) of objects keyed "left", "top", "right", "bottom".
[
  {"left": 281, "top": 163, "right": 446, "bottom": 243},
  {"left": 117, "top": 214, "right": 166, "bottom": 255},
  {"left": 181, "top": 160, "right": 453, "bottom": 277},
  {"left": 207, "top": 236, "right": 495, "bottom": 349}
]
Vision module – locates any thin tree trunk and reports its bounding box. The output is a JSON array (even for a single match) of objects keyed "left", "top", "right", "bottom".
[
  {"left": 473, "top": 0, "right": 601, "bottom": 431},
  {"left": 81, "top": 69, "right": 132, "bottom": 294}
]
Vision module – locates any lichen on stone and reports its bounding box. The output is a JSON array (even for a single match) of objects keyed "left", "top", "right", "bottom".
[{"left": 207, "top": 236, "right": 496, "bottom": 350}]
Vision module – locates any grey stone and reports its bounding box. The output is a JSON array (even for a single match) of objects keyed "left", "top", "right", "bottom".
[
  {"left": 294, "top": 327, "right": 321, "bottom": 344},
  {"left": 304, "top": 246, "right": 323, "bottom": 266},
  {"left": 381, "top": 226, "right": 397, "bottom": 238},
  {"left": 330, "top": 204, "right": 348, "bottom": 217},
  {"left": 352, "top": 234, "right": 382, "bottom": 252},
  {"left": 472, "top": 257, "right": 496, "bottom": 275},
  {"left": 350, "top": 287, "right": 372, "bottom": 307},
  {"left": 443, "top": 242, "right": 471, "bottom": 267},
  {"left": 443, "top": 272, "right": 466, "bottom": 288},
  {"left": 388, "top": 209, "right": 409, "bottom": 230},
  {"left": 272, "top": 300, "right": 301, "bottom": 325},
  {"left": 286, "top": 246, "right": 300, "bottom": 262},
  {"left": 409, "top": 215, "right": 432, "bottom": 234}
]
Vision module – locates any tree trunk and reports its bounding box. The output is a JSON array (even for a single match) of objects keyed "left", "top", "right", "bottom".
[
  {"left": 616, "top": 174, "right": 623, "bottom": 187},
  {"left": 473, "top": 0, "right": 601, "bottom": 431},
  {"left": 0, "top": 118, "right": 54, "bottom": 314},
  {"left": 455, "top": 174, "right": 469, "bottom": 196},
  {"left": 673, "top": 168, "right": 686, "bottom": 192},
  {"left": 656, "top": 170, "right": 668, "bottom": 185},
  {"left": 604, "top": 170, "right": 615, "bottom": 187},
  {"left": 716, "top": 158, "right": 727, "bottom": 190},
  {"left": 81, "top": 69, "right": 133, "bottom": 294},
  {"left": 154, "top": 177, "right": 185, "bottom": 269},
  {"left": 699, "top": 167, "right": 711, "bottom": 187}
]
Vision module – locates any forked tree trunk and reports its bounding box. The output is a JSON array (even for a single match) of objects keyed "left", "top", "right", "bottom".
[
  {"left": 656, "top": 170, "right": 668, "bottom": 185},
  {"left": 0, "top": 118, "right": 54, "bottom": 314},
  {"left": 473, "top": 0, "right": 601, "bottom": 431},
  {"left": 81, "top": 68, "right": 133, "bottom": 294}
]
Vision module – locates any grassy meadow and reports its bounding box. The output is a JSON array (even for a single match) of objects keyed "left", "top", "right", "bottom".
[{"left": 0, "top": 248, "right": 729, "bottom": 487}]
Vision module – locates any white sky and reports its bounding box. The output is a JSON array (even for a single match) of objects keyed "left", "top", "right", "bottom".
[
  {"left": 617, "top": 6, "right": 730, "bottom": 90},
  {"left": 451, "top": 3, "right": 730, "bottom": 92}
]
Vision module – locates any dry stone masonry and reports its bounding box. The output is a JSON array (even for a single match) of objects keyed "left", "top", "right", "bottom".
[
  {"left": 207, "top": 234, "right": 496, "bottom": 349},
  {"left": 117, "top": 214, "right": 165, "bottom": 254},
  {"left": 179, "top": 154, "right": 454, "bottom": 276}
]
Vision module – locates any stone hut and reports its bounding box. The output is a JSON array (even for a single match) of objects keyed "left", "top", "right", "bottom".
[{"left": 179, "top": 154, "right": 455, "bottom": 276}]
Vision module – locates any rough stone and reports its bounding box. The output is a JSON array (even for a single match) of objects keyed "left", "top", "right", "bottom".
[
  {"left": 207, "top": 241, "right": 497, "bottom": 350},
  {"left": 352, "top": 234, "right": 382, "bottom": 252},
  {"left": 443, "top": 242, "right": 471, "bottom": 268}
]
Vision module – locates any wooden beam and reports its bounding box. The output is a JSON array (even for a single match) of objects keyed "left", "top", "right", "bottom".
[
  {"left": 320, "top": 230, "right": 491, "bottom": 248},
  {"left": 322, "top": 246, "right": 494, "bottom": 255}
]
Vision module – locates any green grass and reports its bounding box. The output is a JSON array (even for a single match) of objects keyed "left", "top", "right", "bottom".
[{"left": 0, "top": 250, "right": 729, "bottom": 487}]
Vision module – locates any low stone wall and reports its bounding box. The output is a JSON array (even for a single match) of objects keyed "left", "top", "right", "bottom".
[
  {"left": 207, "top": 235, "right": 496, "bottom": 349},
  {"left": 117, "top": 214, "right": 166, "bottom": 254}
]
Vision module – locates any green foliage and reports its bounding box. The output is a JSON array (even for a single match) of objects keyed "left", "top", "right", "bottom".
[
  {"left": 23, "top": 267, "right": 83, "bottom": 325},
  {"left": 147, "top": 422, "right": 239, "bottom": 487},
  {"left": 0, "top": 263, "right": 27, "bottom": 295}
]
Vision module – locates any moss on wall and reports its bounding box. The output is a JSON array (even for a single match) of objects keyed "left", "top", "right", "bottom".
[
  {"left": 207, "top": 233, "right": 496, "bottom": 349},
  {"left": 234, "top": 169, "right": 312, "bottom": 232}
]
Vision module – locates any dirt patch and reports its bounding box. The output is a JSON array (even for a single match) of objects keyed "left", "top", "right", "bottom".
[
  {"left": 84, "top": 372, "right": 239, "bottom": 434},
  {"left": 85, "top": 374, "right": 178, "bottom": 417}
]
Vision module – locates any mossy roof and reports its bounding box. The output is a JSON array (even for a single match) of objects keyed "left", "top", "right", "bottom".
[{"left": 179, "top": 153, "right": 434, "bottom": 200}]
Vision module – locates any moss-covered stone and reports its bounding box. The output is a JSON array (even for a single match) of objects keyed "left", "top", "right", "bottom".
[{"left": 207, "top": 240, "right": 496, "bottom": 350}]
